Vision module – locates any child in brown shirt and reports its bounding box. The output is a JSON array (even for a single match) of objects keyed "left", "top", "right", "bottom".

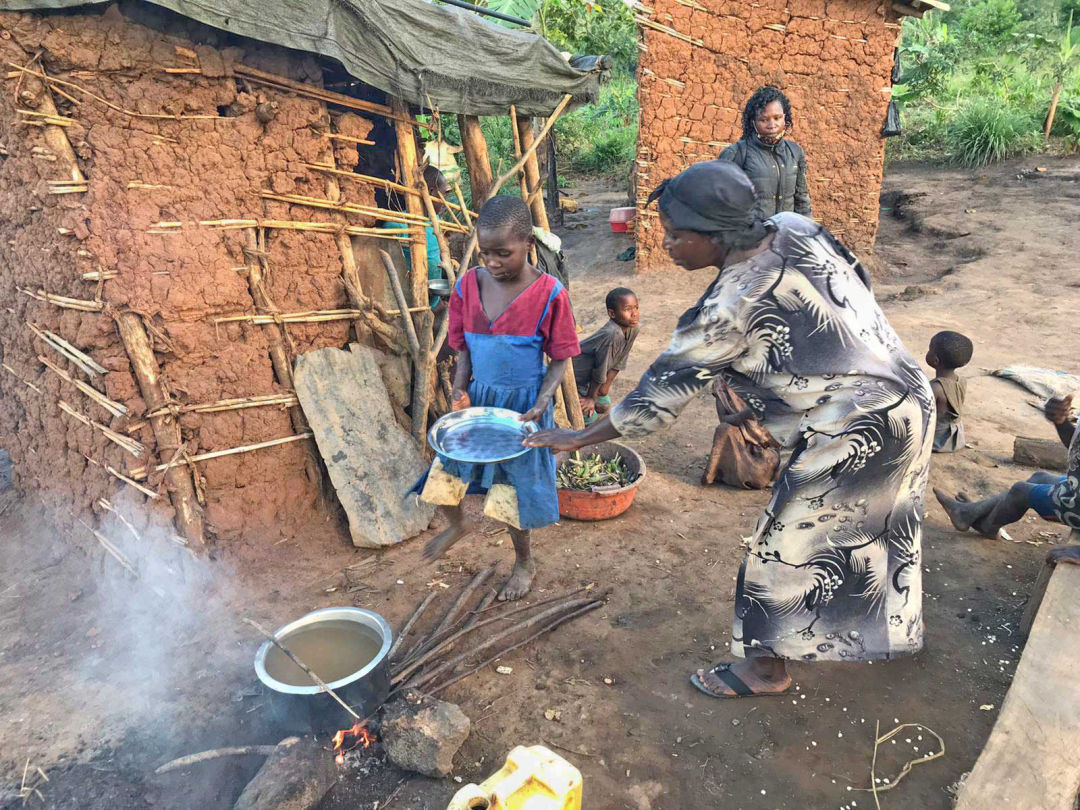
[{"left": 926, "top": 330, "right": 973, "bottom": 453}]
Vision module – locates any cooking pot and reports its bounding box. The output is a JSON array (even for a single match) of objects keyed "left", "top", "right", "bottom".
[{"left": 254, "top": 607, "right": 392, "bottom": 733}]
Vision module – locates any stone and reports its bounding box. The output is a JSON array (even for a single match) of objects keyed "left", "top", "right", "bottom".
[
  {"left": 294, "top": 344, "right": 434, "bottom": 548},
  {"left": 233, "top": 737, "right": 337, "bottom": 810},
  {"left": 380, "top": 691, "right": 471, "bottom": 777}
]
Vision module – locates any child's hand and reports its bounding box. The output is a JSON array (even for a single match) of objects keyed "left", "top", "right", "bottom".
[
  {"left": 580, "top": 396, "right": 596, "bottom": 417},
  {"left": 451, "top": 390, "right": 471, "bottom": 411},
  {"left": 520, "top": 396, "right": 551, "bottom": 424},
  {"left": 1045, "top": 394, "right": 1074, "bottom": 425}
]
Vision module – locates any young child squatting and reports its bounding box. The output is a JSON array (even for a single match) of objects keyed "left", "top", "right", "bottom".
[
  {"left": 414, "top": 197, "right": 580, "bottom": 600},
  {"left": 572, "top": 288, "right": 639, "bottom": 423}
]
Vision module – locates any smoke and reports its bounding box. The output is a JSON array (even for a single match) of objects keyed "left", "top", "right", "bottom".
[{"left": 74, "top": 490, "right": 229, "bottom": 725}]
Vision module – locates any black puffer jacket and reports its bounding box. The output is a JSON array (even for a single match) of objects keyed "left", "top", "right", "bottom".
[{"left": 718, "top": 136, "right": 811, "bottom": 219}]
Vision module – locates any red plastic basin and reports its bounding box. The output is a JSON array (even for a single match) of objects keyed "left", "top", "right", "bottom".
[{"left": 555, "top": 441, "right": 646, "bottom": 521}]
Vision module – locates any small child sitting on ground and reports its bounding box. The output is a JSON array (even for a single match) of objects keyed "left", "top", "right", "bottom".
[
  {"left": 926, "top": 330, "right": 973, "bottom": 453},
  {"left": 412, "top": 196, "right": 580, "bottom": 601},
  {"left": 935, "top": 394, "right": 1080, "bottom": 552},
  {"left": 572, "top": 288, "right": 639, "bottom": 423}
]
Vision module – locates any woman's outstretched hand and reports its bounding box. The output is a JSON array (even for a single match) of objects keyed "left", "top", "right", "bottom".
[{"left": 523, "top": 428, "right": 587, "bottom": 452}]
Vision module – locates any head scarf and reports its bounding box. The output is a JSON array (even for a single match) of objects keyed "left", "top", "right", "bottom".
[{"left": 647, "top": 161, "right": 771, "bottom": 249}]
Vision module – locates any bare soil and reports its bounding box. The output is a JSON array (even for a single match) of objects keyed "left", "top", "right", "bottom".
[{"left": 2, "top": 155, "right": 1078, "bottom": 809}]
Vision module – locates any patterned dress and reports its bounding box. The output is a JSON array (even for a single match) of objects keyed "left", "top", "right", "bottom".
[{"left": 610, "top": 214, "right": 935, "bottom": 662}]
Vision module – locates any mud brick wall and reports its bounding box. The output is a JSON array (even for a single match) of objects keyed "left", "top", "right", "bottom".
[
  {"left": 0, "top": 3, "right": 401, "bottom": 544},
  {"left": 635, "top": 0, "right": 901, "bottom": 272}
]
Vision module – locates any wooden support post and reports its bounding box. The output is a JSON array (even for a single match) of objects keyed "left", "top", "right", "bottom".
[
  {"left": 391, "top": 97, "right": 429, "bottom": 308},
  {"left": 392, "top": 97, "right": 435, "bottom": 444},
  {"left": 28, "top": 67, "right": 85, "bottom": 184},
  {"left": 509, "top": 107, "right": 530, "bottom": 211},
  {"left": 516, "top": 115, "right": 550, "bottom": 231},
  {"left": 560, "top": 363, "right": 586, "bottom": 430},
  {"left": 517, "top": 115, "right": 579, "bottom": 428},
  {"left": 458, "top": 115, "right": 494, "bottom": 205},
  {"left": 320, "top": 108, "right": 371, "bottom": 346},
  {"left": 244, "top": 229, "right": 321, "bottom": 485},
  {"left": 113, "top": 311, "right": 204, "bottom": 545}
]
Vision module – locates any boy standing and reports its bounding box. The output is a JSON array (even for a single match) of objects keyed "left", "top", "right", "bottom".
[
  {"left": 573, "top": 288, "right": 640, "bottom": 422},
  {"left": 926, "top": 330, "right": 973, "bottom": 453}
]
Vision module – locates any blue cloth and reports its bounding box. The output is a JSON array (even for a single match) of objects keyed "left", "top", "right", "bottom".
[
  {"left": 1029, "top": 478, "right": 1067, "bottom": 520},
  {"left": 383, "top": 222, "right": 442, "bottom": 307},
  {"left": 434, "top": 281, "right": 564, "bottom": 530}
]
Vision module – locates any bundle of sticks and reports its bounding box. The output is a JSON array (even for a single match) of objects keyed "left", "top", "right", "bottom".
[{"left": 388, "top": 566, "right": 604, "bottom": 696}]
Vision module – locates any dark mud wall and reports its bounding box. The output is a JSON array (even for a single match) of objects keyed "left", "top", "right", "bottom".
[
  {"left": 0, "top": 2, "right": 395, "bottom": 544},
  {"left": 635, "top": 0, "right": 900, "bottom": 271}
]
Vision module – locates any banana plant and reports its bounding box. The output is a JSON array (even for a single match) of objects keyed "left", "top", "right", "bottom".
[{"left": 1045, "top": 12, "right": 1080, "bottom": 139}]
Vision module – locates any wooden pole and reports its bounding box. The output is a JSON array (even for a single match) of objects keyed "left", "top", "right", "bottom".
[
  {"left": 393, "top": 97, "right": 436, "bottom": 444},
  {"left": 458, "top": 115, "right": 494, "bottom": 205},
  {"left": 26, "top": 66, "right": 85, "bottom": 184},
  {"left": 244, "top": 229, "right": 321, "bottom": 485},
  {"left": 320, "top": 110, "right": 371, "bottom": 346},
  {"left": 392, "top": 98, "right": 429, "bottom": 309},
  {"left": 113, "top": 311, "right": 205, "bottom": 545},
  {"left": 517, "top": 112, "right": 581, "bottom": 428},
  {"left": 516, "top": 115, "right": 550, "bottom": 231},
  {"left": 560, "top": 364, "right": 586, "bottom": 431},
  {"left": 509, "top": 107, "right": 530, "bottom": 207}
]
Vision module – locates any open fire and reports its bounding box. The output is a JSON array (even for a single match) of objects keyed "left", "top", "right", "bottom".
[{"left": 332, "top": 722, "right": 375, "bottom": 764}]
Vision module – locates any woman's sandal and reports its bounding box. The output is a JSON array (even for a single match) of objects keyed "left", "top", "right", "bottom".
[{"left": 689, "top": 664, "right": 785, "bottom": 699}]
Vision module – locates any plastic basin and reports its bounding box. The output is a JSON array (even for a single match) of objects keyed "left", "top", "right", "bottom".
[{"left": 555, "top": 441, "right": 645, "bottom": 521}]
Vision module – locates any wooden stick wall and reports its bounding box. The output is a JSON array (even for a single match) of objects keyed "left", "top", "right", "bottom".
[{"left": 6, "top": 55, "right": 588, "bottom": 553}]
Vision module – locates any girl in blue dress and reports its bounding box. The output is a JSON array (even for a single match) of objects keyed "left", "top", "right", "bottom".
[{"left": 416, "top": 197, "right": 580, "bottom": 600}]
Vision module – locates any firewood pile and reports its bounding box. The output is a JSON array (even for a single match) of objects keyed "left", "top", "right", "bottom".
[{"left": 388, "top": 566, "right": 604, "bottom": 695}]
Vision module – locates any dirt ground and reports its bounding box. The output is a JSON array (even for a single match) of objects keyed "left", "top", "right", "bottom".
[{"left": 2, "top": 155, "right": 1078, "bottom": 809}]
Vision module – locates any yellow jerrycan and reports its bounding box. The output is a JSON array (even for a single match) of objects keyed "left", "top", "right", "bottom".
[{"left": 447, "top": 745, "right": 582, "bottom": 810}]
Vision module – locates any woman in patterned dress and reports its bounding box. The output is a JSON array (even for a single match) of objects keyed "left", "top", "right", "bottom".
[{"left": 526, "top": 161, "right": 934, "bottom": 697}]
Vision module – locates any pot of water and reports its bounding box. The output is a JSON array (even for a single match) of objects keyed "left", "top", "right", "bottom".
[{"left": 254, "top": 607, "right": 392, "bottom": 733}]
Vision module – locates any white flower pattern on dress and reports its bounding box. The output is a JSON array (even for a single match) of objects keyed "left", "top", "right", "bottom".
[{"left": 610, "top": 214, "right": 934, "bottom": 661}]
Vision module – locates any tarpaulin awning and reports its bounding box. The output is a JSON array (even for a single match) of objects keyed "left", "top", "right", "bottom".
[{"left": 1, "top": 0, "right": 603, "bottom": 116}]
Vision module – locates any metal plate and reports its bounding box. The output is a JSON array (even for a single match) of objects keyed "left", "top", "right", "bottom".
[{"left": 428, "top": 407, "right": 538, "bottom": 464}]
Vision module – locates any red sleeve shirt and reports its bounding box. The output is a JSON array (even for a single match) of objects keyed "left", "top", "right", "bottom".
[{"left": 448, "top": 269, "right": 580, "bottom": 360}]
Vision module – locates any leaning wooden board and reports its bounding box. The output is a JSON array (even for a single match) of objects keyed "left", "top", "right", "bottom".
[{"left": 954, "top": 562, "right": 1080, "bottom": 809}]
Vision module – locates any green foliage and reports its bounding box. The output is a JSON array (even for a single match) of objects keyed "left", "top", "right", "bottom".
[
  {"left": 945, "top": 99, "right": 1039, "bottom": 165},
  {"left": 896, "top": 3, "right": 1080, "bottom": 165},
  {"left": 538, "top": 0, "right": 638, "bottom": 70},
  {"left": 483, "top": 0, "right": 545, "bottom": 25},
  {"left": 554, "top": 72, "right": 638, "bottom": 175},
  {"left": 899, "top": 15, "right": 960, "bottom": 97},
  {"left": 958, "top": 0, "right": 1022, "bottom": 51},
  {"left": 421, "top": 0, "right": 638, "bottom": 189}
]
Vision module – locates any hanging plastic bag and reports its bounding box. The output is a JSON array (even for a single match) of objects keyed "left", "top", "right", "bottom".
[{"left": 882, "top": 100, "right": 902, "bottom": 138}]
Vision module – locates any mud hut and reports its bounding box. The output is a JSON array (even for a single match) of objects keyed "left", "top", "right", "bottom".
[
  {"left": 0, "top": 0, "right": 601, "bottom": 552},
  {"left": 632, "top": 0, "right": 946, "bottom": 271}
]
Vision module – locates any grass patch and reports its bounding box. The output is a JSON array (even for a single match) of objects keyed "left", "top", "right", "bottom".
[{"left": 944, "top": 99, "right": 1039, "bottom": 166}]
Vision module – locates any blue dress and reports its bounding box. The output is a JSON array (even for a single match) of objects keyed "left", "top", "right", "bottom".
[{"left": 420, "top": 271, "right": 579, "bottom": 530}]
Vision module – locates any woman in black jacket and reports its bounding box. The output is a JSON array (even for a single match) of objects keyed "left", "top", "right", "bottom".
[{"left": 720, "top": 86, "right": 811, "bottom": 218}]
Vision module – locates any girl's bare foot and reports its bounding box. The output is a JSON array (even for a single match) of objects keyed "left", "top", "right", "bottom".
[
  {"left": 497, "top": 559, "right": 536, "bottom": 601},
  {"left": 423, "top": 524, "right": 469, "bottom": 561}
]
